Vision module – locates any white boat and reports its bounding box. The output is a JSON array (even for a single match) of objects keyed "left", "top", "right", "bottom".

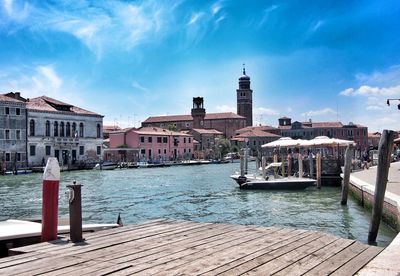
[
  {"left": 231, "top": 162, "right": 316, "bottom": 190},
  {"left": 94, "top": 161, "right": 118, "bottom": 170}
]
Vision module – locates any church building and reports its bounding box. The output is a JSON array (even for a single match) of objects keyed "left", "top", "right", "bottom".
[{"left": 141, "top": 67, "right": 253, "bottom": 138}]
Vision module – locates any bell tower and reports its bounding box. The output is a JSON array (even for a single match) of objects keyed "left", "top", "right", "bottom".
[
  {"left": 237, "top": 64, "right": 253, "bottom": 126},
  {"left": 191, "top": 97, "right": 206, "bottom": 129}
]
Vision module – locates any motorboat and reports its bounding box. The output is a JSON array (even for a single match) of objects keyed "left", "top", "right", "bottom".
[
  {"left": 94, "top": 161, "right": 118, "bottom": 170},
  {"left": 230, "top": 162, "right": 316, "bottom": 190}
]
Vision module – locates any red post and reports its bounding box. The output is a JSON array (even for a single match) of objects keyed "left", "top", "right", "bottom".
[{"left": 41, "top": 157, "right": 60, "bottom": 242}]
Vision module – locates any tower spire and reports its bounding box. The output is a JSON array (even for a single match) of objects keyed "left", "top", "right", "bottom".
[{"left": 242, "top": 63, "right": 246, "bottom": 75}]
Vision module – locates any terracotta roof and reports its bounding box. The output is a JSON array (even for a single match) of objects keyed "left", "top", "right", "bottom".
[
  {"left": 135, "top": 127, "right": 192, "bottom": 137},
  {"left": 311, "top": 122, "right": 343, "bottom": 128},
  {"left": 0, "top": 94, "right": 26, "bottom": 104},
  {"left": 103, "top": 125, "right": 122, "bottom": 132},
  {"left": 27, "top": 96, "right": 102, "bottom": 116},
  {"left": 143, "top": 112, "right": 245, "bottom": 123},
  {"left": 234, "top": 129, "right": 280, "bottom": 138},
  {"left": 236, "top": 125, "right": 278, "bottom": 134},
  {"left": 278, "top": 125, "right": 292, "bottom": 130},
  {"left": 368, "top": 132, "right": 381, "bottom": 138},
  {"left": 191, "top": 128, "right": 223, "bottom": 135},
  {"left": 279, "top": 116, "right": 291, "bottom": 120}
]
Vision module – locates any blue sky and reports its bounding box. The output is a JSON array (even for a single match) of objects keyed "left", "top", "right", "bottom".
[{"left": 1, "top": 0, "right": 400, "bottom": 132}]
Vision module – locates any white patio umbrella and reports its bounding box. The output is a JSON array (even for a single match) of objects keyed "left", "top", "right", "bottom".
[
  {"left": 303, "top": 136, "right": 356, "bottom": 147},
  {"left": 261, "top": 137, "right": 308, "bottom": 148}
]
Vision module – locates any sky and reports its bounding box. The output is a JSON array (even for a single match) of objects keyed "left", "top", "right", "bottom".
[{"left": 1, "top": 0, "right": 400, "bottom": 132}]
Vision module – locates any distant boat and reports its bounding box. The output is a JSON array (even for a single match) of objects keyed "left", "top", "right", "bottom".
[
  {"left": 94, "top": 161, "right": 118, "bottom": 170},
  {"left": 231, "top": 162, "right": 316, "bottom": 190}
]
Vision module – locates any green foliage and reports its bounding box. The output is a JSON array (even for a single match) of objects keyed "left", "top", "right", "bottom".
[
  {"left": 216, "top": 138, "right": 231, "bottom": 156},
  {"left": 167, "top": 124, "right": 177, "bottom": 131}
]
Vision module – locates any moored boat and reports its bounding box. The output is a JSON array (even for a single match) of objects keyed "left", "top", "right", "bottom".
[{"left": 94, "top": 161, "right": 118, "bottom": 170}]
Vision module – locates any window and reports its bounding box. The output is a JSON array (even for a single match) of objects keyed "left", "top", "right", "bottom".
[
  {"left": 72, "top": 122, "right": 77, "bottom": 137},
  {"left": 253, "top": 141, "right": 256, "bottom": 146},
  {"left": 158, "top": 149, "right": 161, "bottom": 154},
  {"left": 79, "top": 146, "right": 84, "bottom": 155},
  {"left": 184, "top": 137, "right": 186, "bottom": 143},
  {"left": 5, "top": 153, "right": 10, "bottom": 162},
  {"left": 5, "top": 130, "right": 10, "bottom": 140},
  {"left": 97, "top": 146, "right": 101, "bottom": 155},
  {"left": 189, "top": 148, "right": 191, "bottom": 153},
  {"left": 96, "top": 124, "right": 101, "bottom": 138},
  {"left": 164, "top": 149, "right": 167, "bottom": 154},
  {"left": 188, "top": 138, "right": 191, "bottom": 143},
  {"left": 66, "top": 122, "right": 70, "bottom": 137},
  {"left": 184, "top": 148, "right": 186, "bottom": 153},
  {"left": 16, "top": 108, "right": 20, "bottom": 115},
  {"left": 16, "top": 153, "right": 21, "bottom": 162},
  {"left": 45, "top": 121, "right": 50, "bottom": 137},
  {"left": 16, "top": 130, "right": 20, "bottom": 140},
  {"left": 163, "top": 137, "right": 168, "bottom": 143},
  {"left": 79, "top": 123, "right": 84, "bottom": 137},
  {"left": 60, "top": 122, "right": 65, "bottom": 137},
  {"left": 5, "top": 107, "right": 9, "bottom": 115},
  {"left": 148, "top": 137, "right": 152, "bottom": 143},
  {"left": 45, "top": 146, "right": 51, "bottom": 156},
  {"left": 140, "top": 136, "right": 145, "bottom": 143},
  {"left": 141, "top": 149, "right": 145, "bottom": 155},
  {"left": 157, "top": 137, "right": 162, "bottom": 143},
  {"left": 54, "top": 121, "right": 58, "bottom": 137},
  {"left": 29, "top": 119, "right": 35, "bottom": 136},
  {"left": 30, "top": 145, "right": 36, "bottom": 156}
]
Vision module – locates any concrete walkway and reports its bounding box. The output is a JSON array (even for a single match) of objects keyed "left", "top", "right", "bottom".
[{"left": 351, "top": 161, "right": 400, "bottom": 275}]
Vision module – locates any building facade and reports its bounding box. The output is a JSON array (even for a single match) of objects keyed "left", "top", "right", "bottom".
[
  {"left": 109, "top": 127, "right": 194, "bottom": 162},
  {"left": 231, "top": 129, "right": 280, "bottom": 156},
  {"left": 26, "top": 96, "right": 104, "bottom": 167},
  {"left": 0, "top": 93, "right": 27, "bottom": 172},
  {"left": 237, "top": 66, "right": 253, "bottom": 127}
]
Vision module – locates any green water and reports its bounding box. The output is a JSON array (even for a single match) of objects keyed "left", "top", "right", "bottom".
[{"left": 0, "top": 162, "right": 396, "bottom": 246}]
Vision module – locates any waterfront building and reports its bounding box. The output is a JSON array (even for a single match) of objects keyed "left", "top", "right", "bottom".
[
  {"left": 235, "top": 125, "right": 281, "bottom": 136},
  {"left": 231, "top": 128, "right": 280, "bottom": 156},
  {"left": 237, "top": 65, "right": 253, "bottom": 126},
  {"left": 142, "top": 97, "right": 246, "bottom": 139},
  {"left": 108, "top": 127, "right": 193, "bottom": 162},
  {"left": 189, "top": 128, "right": 224, "bottom": 159},
  {"left": 368, "top": 132, "right": 381, "bottom": 150},
  {"left": 0, "top": 92, "right": 27, "bottom": 172},
  {"left": 26, "top": 96, "right": 103, "bottom": 167},
  {"left": 103, "top": 125, "right": 122, "bottom": 139},
  {"left": 278, "top": 117, "right": 368, "bottom": 150}
]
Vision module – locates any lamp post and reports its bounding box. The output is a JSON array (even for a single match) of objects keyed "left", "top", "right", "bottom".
[{"left": 386, "top": 99, "right": 400, "bottom": 109}]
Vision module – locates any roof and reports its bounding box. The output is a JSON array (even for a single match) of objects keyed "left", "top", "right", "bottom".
[
  {"left": 27, "top": 96, "right": 102, "bottom": 117},
  {"left": 311, "top": 122, "right": 343, "bottom": 128},
  {"left": 279, "top": 116, "right": 291, "bottom": 120},
  {"left": 236, "top": 125, "right": 278, "bottom": 134},
  {"left": 103, "top": 125, "right": 122, "bottom": 132},
  {"left": 0, "top": 94, "right": 26, "bottom": 104},
  {"left": 142, "top": 112, "right": 245, "bottom": 123},
  {"left": 234, "top": 129, "right": 280, "bottom": 138},
  {"left": 191, "top": 128, "right": 224, "bottom": 135}
]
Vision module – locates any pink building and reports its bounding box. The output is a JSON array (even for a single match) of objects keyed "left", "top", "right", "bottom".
[{"left": 109, "top": 127, "right": 193, "bottom": 162}]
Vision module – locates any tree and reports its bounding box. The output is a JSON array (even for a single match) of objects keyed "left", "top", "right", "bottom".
[
  {"left": 166, "top": 124, "right": 177, "bottom": 131},
  {"left": 216, "top": 138, "right": 231, "bottom": 157}
]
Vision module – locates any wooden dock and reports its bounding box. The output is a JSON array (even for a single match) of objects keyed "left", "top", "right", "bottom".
[{"left": 0, "top": 220, "right": 383, "bottom": 275}]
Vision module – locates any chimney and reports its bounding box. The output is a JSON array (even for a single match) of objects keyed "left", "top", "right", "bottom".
[{"left": 15, "top": 92, "right": 21, "bottom": 99}]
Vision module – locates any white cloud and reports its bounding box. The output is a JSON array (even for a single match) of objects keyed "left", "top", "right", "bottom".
[
  {"left": 258, "top": 5, "right": 279, "bottom": 28},
  {"left": 211, "top": 2, "right": 221, "bottom": 15},
  {"left": 301, "top": 108, "right": 335, "bottom": 117},
  {"left": 188, "top": 12, "right": 204, "bottom": 25},
  {"left": 255, "top": 107, "right": 280, "bottom": 116},
  {"left": 355, "top": 65, "right": 400, "bottom": 86},
  {"left": 3, "top": 0, "right": 30, "bottom": 21},
  {"left": 131, "top": 81, "right": 149, "bottom": 93},
  {"left": 216, "top": 105, "right": 235, "bottom": 113},
  {"left": 339, "top": 85, "right": 400, "bottom": 97},
  {"left": 339, "top": 88, "right": 354, "bottom": 96}
]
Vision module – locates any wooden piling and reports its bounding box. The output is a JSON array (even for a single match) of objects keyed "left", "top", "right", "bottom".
[
  {"left": 368, "top": 130, "right": 395, "bottom": 244},
  {"left": 273, "top": 154, "right": 278, "bottom": 178},
  {"left": 298, "top": 154, "right": 303, "bottom": 178},
  {"left": 287, "top": 154, "right": 292, "bottom": 177},
  {"left": 341, "top": 144, "right": 354, "bottom": 205},
  {"left": 309, "top": 152, "right": 313, "bottom": 179},
  {"left": 316, "top": 153, "right": 321, "bottom": 188},
  {"left": 261, "top": 156, "right": 266, "bottom": 179},
  {"left": 281, "top": 155, "right": 286, "bottom": 177},
  {"left": 240, "top": 152, "right": 245, "bottom": 177}
]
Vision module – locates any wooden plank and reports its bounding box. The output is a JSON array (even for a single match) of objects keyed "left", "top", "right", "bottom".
[
  {"left": 83, "top": 225, "right": 285, "bottom": 275},
  {"left": 214, "top": 231, "right": 324, "bottom": 276},
  {"left": 39, "top": 260, "right": 126, "bottom": 276},
  {"left": 148, "top": 228, "right": 302, "bottom": 276},
  {"left": 274, "top": 237, "right": 355, "bottom": 276},
  {"left": 305, "top": 242, "right": 369, "bottom": 275},
  {"left": 243, "top": 234, "right": 339, "bottom": 274},
  {"left": 330, "top": 245, "right": 384, "bottom": 276}
]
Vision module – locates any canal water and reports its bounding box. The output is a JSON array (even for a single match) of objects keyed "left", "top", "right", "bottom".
[{"left": 0, "top": 162, "right": 396, "bottom": 246}]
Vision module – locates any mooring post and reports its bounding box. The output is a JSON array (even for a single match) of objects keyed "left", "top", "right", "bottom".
[
  {"left": 341, "top": 144, "right": 354, "bottom": 205},
  {"left": 273, "top": 154, "right": 278, "bottom": 177},
  {"left": 67, "top": 181, "right": 83, "bottom": 243},
  {"left": 316, "top": 153, "right": 322, "bottom": 188},
  {"left": 287, "top": 154, "right": 292, "bottom": 177},
  {"left": 281, "top": 155, "right": 286, "bottom": 177},
  {"left": 309, "top": 152, "right": 313, "bottom": 178},
  {"left": 244, "top": 148, "right": 248, "bottom": 175},
  {"left": 41, "top": 157, "right": 60, "bottom": 242},
  {"left": 261, "top": 156, "right": 266, "bottom": 179},
  {"left": 240, "top": 150, "right": 245, "bottom": 177},
  {"left": 298, "top": 154, "right": 303, "bottom": 178},
  {"left": 368, "top": 130, "right": 395, "bottom": 244}
]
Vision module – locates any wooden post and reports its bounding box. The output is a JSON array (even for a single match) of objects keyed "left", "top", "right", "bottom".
[
  {"left": 244, "top": 148, "right": 248, "bottom": 174},
  {"left": 298, "top": 154, "right": 303, "bottom": 178},
  {"left": 341, "top": 144, "right": 354, "bottom": 205},
  {"left": 240, "top": 151, "right": 245, "bottom": 177},
  {"left": 262, "top": 156, "right": 266, "bottom": 179},
  {"left": 67, "top": 181, "right": 83, "bottom": 243},
  {"left": 368, "top": 130, "right": 395, "bottom": 244},
  {"left": 287, "top": 154, "right": 292, "bottom": 177},
  {"left": 316, "top": 153, "right": 321, "bottom": 188},
  {"left": 309, "top": 152, "right": 313, "bottom": 179},
  {"left": 273, "top": 154, "right": 278, "bottom": 178},
  {"left": 281, "top": 155, "right": 285, "bottom": 177},
  {"left": 41, "top": 157, "right": 60, "bottom": 242}
]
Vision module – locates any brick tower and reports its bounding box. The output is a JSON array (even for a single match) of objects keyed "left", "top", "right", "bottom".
[
  {"left": 236, "top": 65, "right": 253, "bottom": 126},
  {"left": 191, "top": 97, "right": 206, "bottom": 129}
]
